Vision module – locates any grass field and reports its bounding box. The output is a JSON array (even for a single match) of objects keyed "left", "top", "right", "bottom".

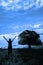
[{"left": 0, "top": 48, "right": 43, "bottom": 65}]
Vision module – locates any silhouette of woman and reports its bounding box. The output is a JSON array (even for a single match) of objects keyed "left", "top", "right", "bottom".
[{"left": 3, "top": 36, "right": 16, "bottom": 58}]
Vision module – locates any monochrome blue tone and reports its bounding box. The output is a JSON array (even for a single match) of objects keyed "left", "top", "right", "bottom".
[{"left": 0, "top": 0, "right": 43, "bottom": 48}]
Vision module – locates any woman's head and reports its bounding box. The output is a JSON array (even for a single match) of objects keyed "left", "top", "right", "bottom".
[{"left": 9, "top": 38, "right": 11, "bottom": 41}]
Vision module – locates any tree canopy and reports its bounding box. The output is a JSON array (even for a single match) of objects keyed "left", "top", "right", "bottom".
[{"left": 18, "top": 30, "right": 42, "bottom": 47}]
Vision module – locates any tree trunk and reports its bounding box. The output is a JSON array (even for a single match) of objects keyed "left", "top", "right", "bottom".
[{"left": 29, "top": 45, "right": 31, "bottom": 48}]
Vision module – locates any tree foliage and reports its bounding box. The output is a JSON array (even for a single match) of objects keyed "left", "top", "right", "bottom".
[{"left": 18, "top": 30, "right": 42, "bottom": 46}]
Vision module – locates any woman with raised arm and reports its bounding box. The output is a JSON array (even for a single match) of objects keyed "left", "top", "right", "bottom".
[{"left": 3, "top": 36, "right": 16, "bottom": 58}]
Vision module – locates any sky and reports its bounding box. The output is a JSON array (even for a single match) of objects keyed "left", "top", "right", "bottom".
[{"left": 0, "top": 0, "right": 43, "bottom": 48}]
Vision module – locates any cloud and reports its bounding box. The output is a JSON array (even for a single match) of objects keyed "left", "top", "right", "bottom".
[
  {"left": 0, "top": 32, "right": 28, "bottom": 48},
  {"left": 30, "top": 24, "right": 42, "bottom": 28},
  {"left": 0, "top": 33, "right": 18, "bottom": 40},
  {"left": 35, "top": 29, "right": 43, "bottom": 33},
  {"left": 0, "top": 1, "right": 8, "bottom": 7},
  {"left": 0, "top": 0, "right": 43, "bottom": 11},
  {"left": 9, "top": 23, "right": 42, "bottom": 30},
  {"left": 0, "top": 0, "right": 22, "bottom": 10},
  {"left": 0, "top": 23, "right": 41, "bottom": 40},
  {"left": 36, "top": 0, "right": 43, "bottom": 8},
  {"left": 0, "top": 23, "right": 43, "bottom": 48},
  {"left": 7, "top": 23, "right": 42, "bottom": 35},
  {"left": 36, "top": 0, "right": 43, "bottom": 7}
]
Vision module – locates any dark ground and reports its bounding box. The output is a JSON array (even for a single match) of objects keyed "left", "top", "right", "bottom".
[{"left": 0, "top": 48, "right": 43, "bottom": 65}]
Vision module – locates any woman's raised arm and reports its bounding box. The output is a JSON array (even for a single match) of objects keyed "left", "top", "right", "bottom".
[
  {"left": 3, "top": 36, "right": 8, "bottom": 42},
  {"left": 12, "top": 36, "right": 16, "bottom": 42}
]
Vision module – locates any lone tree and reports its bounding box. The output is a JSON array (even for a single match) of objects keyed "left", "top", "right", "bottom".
[
  {"left": 18, "top": 30, "right": 42, "bottom": 48},
  {"left": 3, "top": 36, "right": 16, "bottom": 58}
]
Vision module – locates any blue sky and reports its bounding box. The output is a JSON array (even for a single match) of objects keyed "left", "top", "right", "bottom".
[{"left": 0, "top": 0, "right": 43, "bottom": 48}]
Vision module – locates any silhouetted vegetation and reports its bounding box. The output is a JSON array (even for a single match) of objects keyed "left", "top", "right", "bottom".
[
  {"left": 0, "top": 30, "right": 43, "bottom": 65},
  {"left": 18, "top": 30, "right": 42, "bottom": 48},
  {"left": 0, "top": 48, "right": 43, "bottom": 65}
]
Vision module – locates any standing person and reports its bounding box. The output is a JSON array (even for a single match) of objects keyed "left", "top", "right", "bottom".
[{"left": 3, "top": 36, "right": 16, "bottom": 58}]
